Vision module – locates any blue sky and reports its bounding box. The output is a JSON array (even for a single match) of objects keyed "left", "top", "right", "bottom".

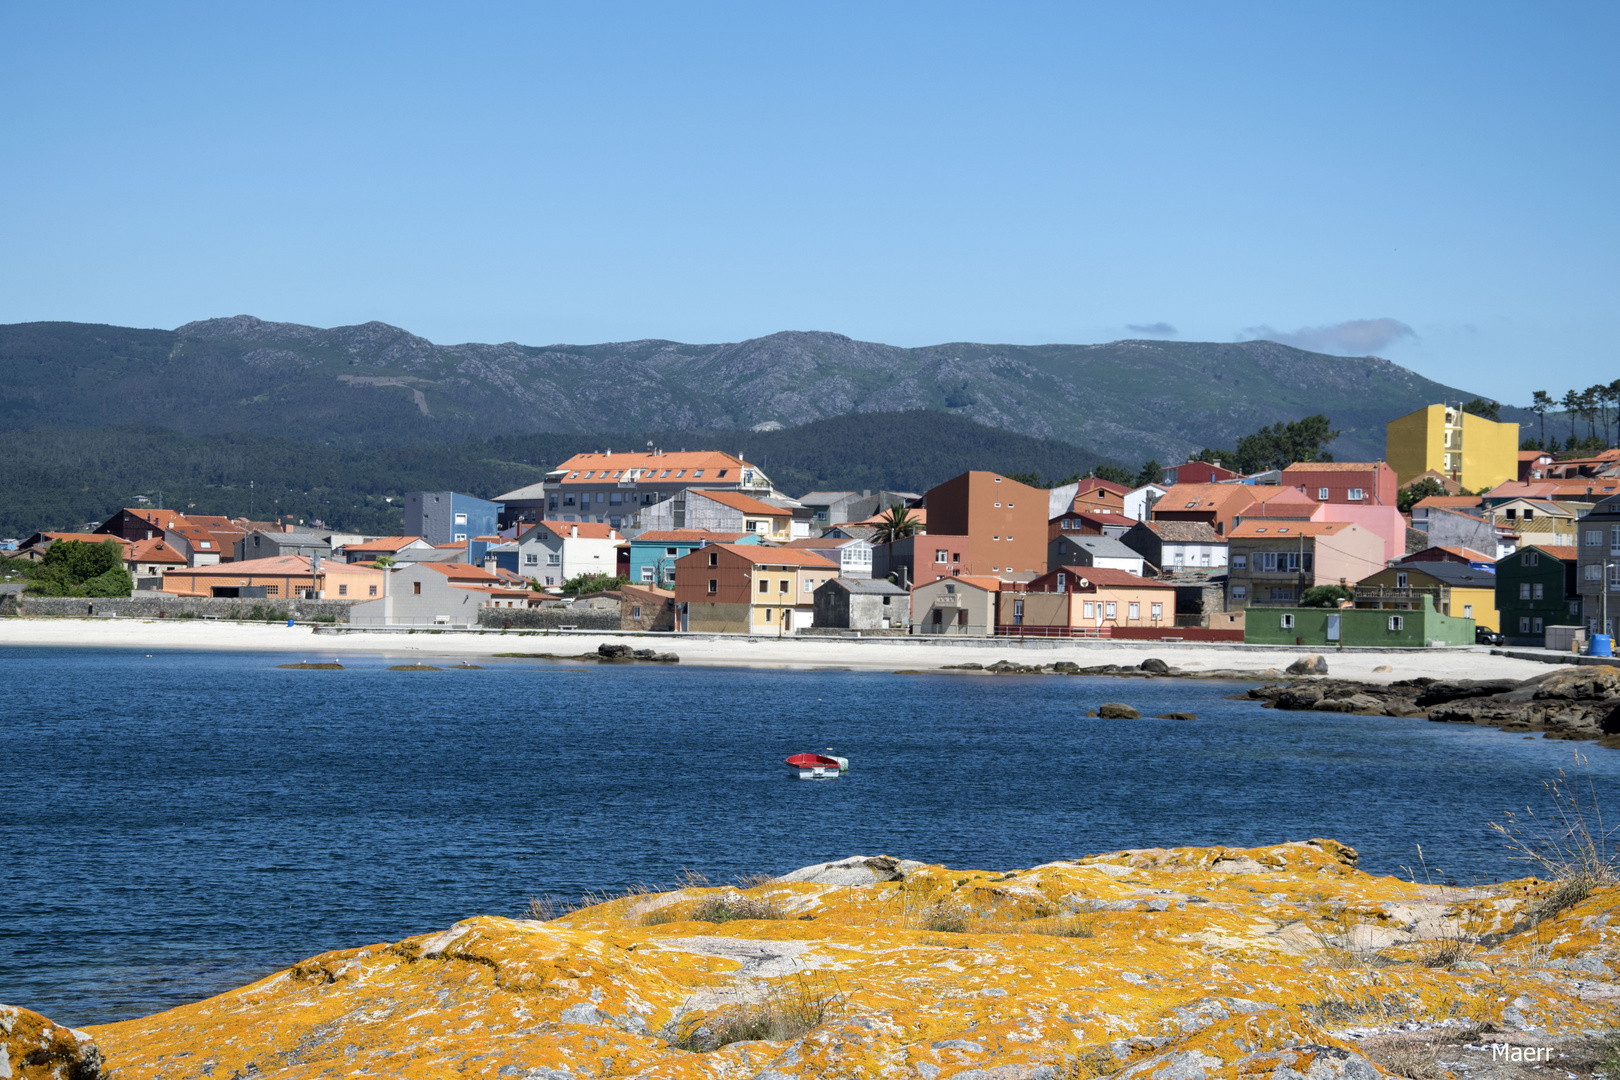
[{"left": 1, "top": 4, "right": 1613, "bottom": 404}]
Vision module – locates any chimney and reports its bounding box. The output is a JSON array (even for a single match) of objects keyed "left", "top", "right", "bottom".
[{"left": 570, "top": 525, "right": 579, "bottom": 538}]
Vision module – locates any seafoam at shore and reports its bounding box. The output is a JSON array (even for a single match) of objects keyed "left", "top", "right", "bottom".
[{"left": 0, "top": 617, "right": 1553, "bottom": 683}]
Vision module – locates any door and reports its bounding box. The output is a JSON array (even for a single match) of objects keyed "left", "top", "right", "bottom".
[
  {"left": 1327, "top": 614, "right": 1340, "bottom": 642},
  {"left": 677, "top": 602, "right": 689, "bottom": 632}
]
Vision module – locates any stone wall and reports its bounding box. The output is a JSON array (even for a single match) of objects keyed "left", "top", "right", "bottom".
[
  {"left": 476, "top": 606, "right": 622, "bottom": 631},
  {"left": 9, "top": 594, "right": 359, "bottom": 622}
]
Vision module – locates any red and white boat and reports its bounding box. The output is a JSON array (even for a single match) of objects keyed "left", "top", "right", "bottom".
[{"left": 785, "top": 752, "right": 846, "bottom": 779}]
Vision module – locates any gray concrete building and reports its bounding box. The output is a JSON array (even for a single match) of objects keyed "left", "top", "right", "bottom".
[{"left": 813, "top": 578, "right": 909, "bottom": 630}]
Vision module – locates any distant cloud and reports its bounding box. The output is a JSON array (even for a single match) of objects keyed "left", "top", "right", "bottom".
[
  {"left": 1126, "top": 322, "right": 1177, "bottom": 336},
  {"left": 1241, "top": 317, "right": 1415, "bottom": 355}
]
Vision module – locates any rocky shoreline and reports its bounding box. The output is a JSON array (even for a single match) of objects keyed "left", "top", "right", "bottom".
[{"left": 1244, "top": 664, "right": 1620, "bottom": 747}]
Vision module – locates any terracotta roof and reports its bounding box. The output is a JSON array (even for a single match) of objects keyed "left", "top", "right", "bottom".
[
  {"left": 634, "top": 530, "right": 749, "bottom": 543},
  {"left": 1413, "top": 496, "right": 1484, "bottom": 509},
  {"left": 1047, "top": 566, "right": 1177, "bottom": 589},
  {"left": 923, "top": 576, "right": 1004, "bottom": 592},
  {"left": 1524, "top": 544, "right": 1578, "bottom": 562},
  {"left": 128, "top": 538, "right": 187, "bottom": 563},
  {"left": 32, "top": 532, "right": 131, "bottom": 549},
  {"left": 1227, "top": 521, "right": 1359, "bottom": 539},
  {"left": 1154, "top": 483, "right": 1263, "bottom": 514},
  {"left": 183, "top": 516, "right": 245, "bottom": 532},
  {"left": 700, "top": 490, "right": 793, "bottom": 516},
  {"left": 1438, "top": 546, "right": 1496, "bottom": 562},
  {"left": 168, "top": 556, "right": 382, "bottom": 576},
  {"left": 525, "top": 521, "right": 620, "bottom": 541},
  {"left": 120, "top": 508, "right": 186, "bottom": 529},
  {"left": 413, "top": 563, "right": 506, "bottom": 583},
  {"left": 1140, "top": 520, "right": 1223, "bottom": 543},
  {"left": 700, "top": 544, "right": 837, "bottom": 568},
  {"left": 554, "top": 451, "right": 754, "bottom": 484},
  {"left": 345, "top": 536, "right": 429, "bottom": 552},
  {"left": 1074, "top": 478, "right": 1131, "bottom": 497},
  {"left": 1280, "top": 462, "right": 1388, "bottom": 474},
  {"left": 1520, "top": 451, "right": 1554, "bottom": 462}
]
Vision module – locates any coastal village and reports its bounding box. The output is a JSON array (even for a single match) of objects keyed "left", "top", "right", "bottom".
[{"left": 6, "top": 399, "right": 1619, "bottom": 655}]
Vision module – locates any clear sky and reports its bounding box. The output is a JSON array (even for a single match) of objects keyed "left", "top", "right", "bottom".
[{"left": 1, "top": 3, "right": 1613, "bottom": 405}]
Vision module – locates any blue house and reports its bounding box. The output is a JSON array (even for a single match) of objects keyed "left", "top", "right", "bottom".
[
  {"left": 628, "top": 529, "right": 761, "bottom": 587},
  {"left": 405, "top": 492, "right": 503, "bottom": 546}
]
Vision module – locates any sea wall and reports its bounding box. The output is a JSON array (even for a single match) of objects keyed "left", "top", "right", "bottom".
[
  {"left": 475, "top": 606, "right": 621, "bottom": 631},
  {"left": 6, "top": 595, "right": 358, "bottom": 622}
]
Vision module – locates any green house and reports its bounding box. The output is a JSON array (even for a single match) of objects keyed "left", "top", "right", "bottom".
[
  {"left": 1495, "top": 544, "right": 1580, "bottom": 646},
  {"left": 1243, "top": 595, "right": 1474, "bottom": 648}
]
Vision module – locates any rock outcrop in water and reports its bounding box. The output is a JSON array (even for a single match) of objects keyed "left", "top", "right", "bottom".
[
  {"left": 36, "top": 840, "right": 1620, "bottom": 1078},
  {"left": 1247, "top": 665, "right": 1620, "bottom": 746}
]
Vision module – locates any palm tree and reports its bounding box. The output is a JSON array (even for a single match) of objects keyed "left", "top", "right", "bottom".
[
  {"left": 870, "top": 505, "right": 919, "bottom": 544},
  {"left": 1532, "top": 390, "right": 1552, "bottom": 446}
]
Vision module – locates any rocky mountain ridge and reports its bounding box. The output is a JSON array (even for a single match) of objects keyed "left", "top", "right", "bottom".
[{"left": 0, "top": 317, "right": 1523, "bottom": 461}]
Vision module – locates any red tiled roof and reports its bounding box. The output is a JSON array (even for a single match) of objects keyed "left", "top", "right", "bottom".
[
  {"left": 555, "top": 451, "right": 753, "bottom": 484},
  {"left": 168, "top": 556, "right": 382, "bottom": 576},
  {"left": 1280, "top": 462, "right": 1388, "bottom": 474},
  {"left": 414, "top": 563, "right": 506, "bottom": 583},
  {"left": 854, "top": 507, "right": 926, "bottom": 526},
  {"left": 345, "top": 536, "right": 428, "bottom": 552},
  {"left": 1074, "top": 478, "right": 1130, "bottom": 497},
  {"left": 1048, "top": 566, "right": 1177, "bottom": 590},
  {"left": 697, "top": 544, "right": 837, "bottom": 568},
  {"left": 1227, "top": 521, "right": 1359, "bottom": 538},
  {"left": 128, "top": 538, "right": 187, "bottom": 563},
  {"left": 526, "top": 521, "right": 620, "bottom": 541},
  {"left": 1525, "top": 544, "right": 1578, "bottom": 562}
]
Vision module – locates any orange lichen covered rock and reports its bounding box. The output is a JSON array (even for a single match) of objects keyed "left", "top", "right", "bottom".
[
  {"left": 80, "top": 840, "right": 1620, "bottom": 1078},
  {"left": 0, "top": 1003, "right": 105, "bottom": 1079}
]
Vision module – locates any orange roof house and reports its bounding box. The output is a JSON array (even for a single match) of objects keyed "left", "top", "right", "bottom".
[
  {"left": 126, "top": 538, "right": 188, "bottom": 577},
  {"left": 162, "top": 556, "right": 386, "bottom": 600},
  {"left": 341, "top": 536, "right": 436, "bottom": 562}
]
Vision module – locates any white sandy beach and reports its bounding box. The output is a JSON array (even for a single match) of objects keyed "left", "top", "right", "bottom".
[{"left": 0, "top": 617, "right": 1555, "bottom": 683}]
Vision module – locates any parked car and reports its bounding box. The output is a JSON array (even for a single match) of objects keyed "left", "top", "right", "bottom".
[{"left": 1475, "top": 626, "right": 1504, "bottom": 646}]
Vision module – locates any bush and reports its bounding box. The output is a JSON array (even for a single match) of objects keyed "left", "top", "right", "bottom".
[
  {"left": 1301, "top": 585, "right": 1354, "bottom": 608},
  {"left": 690, "top": 893, "right": 785, "bottom": 923},
  {"left": 26, "top": 539, "right": 133, "bottom": 597},
  {"left": 665, "top": 973, "right": 841, "bottom": 1052}
]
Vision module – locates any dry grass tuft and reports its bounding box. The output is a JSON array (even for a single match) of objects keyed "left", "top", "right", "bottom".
[
  {"left": 1024, "top": 914, "right": 1096, "bottom": 938},
  {"left": 920, "top": 899, "right": 973, "bottom": 934},
  {"left": 733, "top": 872, "right": 777, "bottom": 890},
  {"left": 1364, "top": 1041, "right": 1446, "bottom": 1080},
  {"left": 1492, "top": 753, "right": 1618, "bottom": 923},
  {"left": 664, "top": 973, "right": 842, "bottom": 1053},
  {"left": 691, "top": 893, "right": 787, "bottom": 923}
]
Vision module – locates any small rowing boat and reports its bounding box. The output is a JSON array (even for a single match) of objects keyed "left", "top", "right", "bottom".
[{"left": 785, "top": 752, "right": 842, "bottom": 780}]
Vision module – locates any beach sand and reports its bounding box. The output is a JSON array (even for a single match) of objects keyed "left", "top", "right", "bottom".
[{"left": 0, "top": 617, "right": 1552, "bottom": 683}]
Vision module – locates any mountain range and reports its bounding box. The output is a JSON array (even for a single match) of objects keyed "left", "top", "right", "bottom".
[{"left": 0, "top": 317, "right": 1524, "bottom": 464}]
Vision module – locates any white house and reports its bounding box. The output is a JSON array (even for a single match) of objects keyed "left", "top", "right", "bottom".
[
  {"left": 516, "top": 521, "right": 621, "bottom": 587},
  {"left": 783, "top": 535, "right": 874, "bottom": 578},
  {"left": 1123, "top": 483, "right": 1168, "bottom": 523},
  {"left": 1047, "top": 534, "right": 1146, "bottom": 576},
  {"left": 1119, "top": 520, "right": 1228, "bottom": 574}
]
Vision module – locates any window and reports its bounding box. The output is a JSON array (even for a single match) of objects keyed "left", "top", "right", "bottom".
[
  {"left": 596, "top": 493, "right": 606, "bottom": 504},
  {"left": 1231, "top": 586, "right": 1247, "bottom": 599},
  {"left": 935, "top": 549, "right": 948, "bottom": 563},
  {"left": 583, "top": 471, "right": 595, "bottom": 479},
  {"left": 1232, "top": 554, "right": 1247, "bottom": 569},
  {"left": 957, "top": 610, "right": 968, "bottom": 626},
  {"left": 779, "top": 579, "right": 789, "bottom": 594},
  {"left": 1348, "top": 488, "right": 1364, "bottom": 501},
  {"left": 764, "top": 607, "right": 772, "bottom": 622},
  {"left": 708, "top": 579, "right": 718, "bottom": 594},
  {"left": 338, "top": 584, "right": 348, "bottom": 596},
  {"left": 640, "top": 567, "right": 653, "bottom": 583},
  {"left": 1463, "top": 603, "right": 1473, "bottom": 617},
  {"left": 1612, "top": 525, "right": 1620, "bottom": 555},
  {"left": 610, "top": 493, "right": 623, "bottom": 505},
  {"left": 413, "top": 582, "right": 421, "bottom": 595},
  {"left": 266, "top": 584, "right": 279, "bottom": 596},
  {"left": 1533, "top": 583, "right": 1544, "bottom": 600},
  {"left": 631, "top": 605, "right": 642, "bottom": 618},
  {"left": 717, "top": 470, "right": 728, "bottom": 478},
  {"left": 563, "top": 495, "right": 576, "bottom": 506},
  {"left": 1389, "top": 615, "right": 1404, "bottom": 631},
  {"left": 666, "top": 547, "right": 678, "bottom": 556},
  {"left": 1520, "top": 616, "right": 1531, "bottom": 633},
  {"left": 944, "top": 583, "right": 955, "bottom": 595},
  {"left": 1524, "top": 552, "right": 1539, "bottom": 567},
  {"left": 1083, "top": 601, "right": 1095, "bottom": 618},
  {"left": 1396, "top": 572, "right": 1408, "bottom": 588},
  {"left": 1610, "top": 564, "right": 1620, "bottom": 591},
  {"left": 693, "top": 470, "right": 704, "bottom": 478},
  {"left": 1595, "top": 529, "right": 1609, "bottom": 547},
  {"left": 1260, "top": 552, "right": 1278, "bottom": 572},
  {"left": 1105, "top": 601, "right": 1117, "bottom": 619},
  {"left": 1062, "top": 519, "right": 1072, "bottom": 529},
  {"left": 199, "top": 540, "right": 212, "bottom": 549},
  {"left": 545, "top": 576, "right": 555, "bottom": 585},
  {"left": 1056, "top": 572, "right": 1066, "bottom": 592},
  {"left": 803, "top": 579, "right": 813, "bottom": 593},
  {"left": 659, "top": 470, "right": 670, "bottom": 478},
  {"left": 1533, "top": 617, "right": 1544, "bottom": 633},
  {"left": 953, "top": 552, "right": 961, "bottom": 562},
  {"left": 453, "top": 533, "right": 467, "bottom": 542},
  {"left": 1149, "top": 602, "right": 1162, "bottom": 619},
  {"left": 454, "top": 513, "right": 468, "bottom": 525},
  {"left": 994, "top": 502, "right": 1001, "bottom": 508},
  {"left": 1588, "top": 563, "right": 1603, "bottom": 581},
  {"left": 1524, "top": 509, "right": 1535, "bottom": 521},
  {"left": 1318, "top": 487, "right": 1329, "bottom": 500},
  {"left": 675, "top": 470, "right": 686, "bottom": 478},
  {"left": 1281, "top": 613, "right": 1294, "bottom": 629},
  {"left": 1519, "top": 582, "right": 1531, "bottom": 599},
  {"left": 1128, "top": 602, "right": 1140, "bottom": 620},
  {"left": 708, "top": 552, "right": 718, "bottom": 566},
  {"left": 368, "top": 585, "right": 377, "bottom": 596},
  {"left": 547, "top": 554, "right": 560, "bottom": 566},
  {"left": 759, "top": 579, "right": 769, "bottom": 593},
  {"left": 932, "top": 608, "right": 943, "bottom": 625}
]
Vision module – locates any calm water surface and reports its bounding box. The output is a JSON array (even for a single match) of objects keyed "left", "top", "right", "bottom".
[{"left": 3, "top": 645, "right": 1616, "bottom": 1026}]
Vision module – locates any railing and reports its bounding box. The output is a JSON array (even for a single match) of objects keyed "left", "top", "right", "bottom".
[
  {"left": 994, "top": 625, "right": 1111, "bottom": 638},
  {"left": 1353, "top": 586, "right": 1443, "bottom": 601}
]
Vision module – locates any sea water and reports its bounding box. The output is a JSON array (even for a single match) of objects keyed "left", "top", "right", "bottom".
[{"left": 3, "top": 646, "right": 1615, "bottom": 1025}]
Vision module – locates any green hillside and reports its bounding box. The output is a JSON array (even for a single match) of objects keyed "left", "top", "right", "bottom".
[{"left": 0, "top": 412, "right": 1117, "bottom": 536}]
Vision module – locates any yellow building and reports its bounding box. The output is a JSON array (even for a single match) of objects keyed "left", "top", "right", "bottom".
[
  {"left": 1353, "top": 562, "right": 1499, "bottom": 633},
  {"left": 1386, "top": 404, "right": 1518, "bottom": 491}
]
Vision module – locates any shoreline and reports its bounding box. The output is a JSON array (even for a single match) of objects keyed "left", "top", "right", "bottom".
[{"left": 0, "top": 616, "right": 1557, "bottom": 683}]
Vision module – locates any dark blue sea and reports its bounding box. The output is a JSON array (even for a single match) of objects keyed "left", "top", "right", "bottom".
[{"left": 3, "top": 646, "right": 1616, "bottom": 1027}]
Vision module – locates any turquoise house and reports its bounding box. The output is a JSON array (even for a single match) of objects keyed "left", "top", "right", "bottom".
[{"left": 628, "top": 530, "right": 761, "bottom": 587}]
